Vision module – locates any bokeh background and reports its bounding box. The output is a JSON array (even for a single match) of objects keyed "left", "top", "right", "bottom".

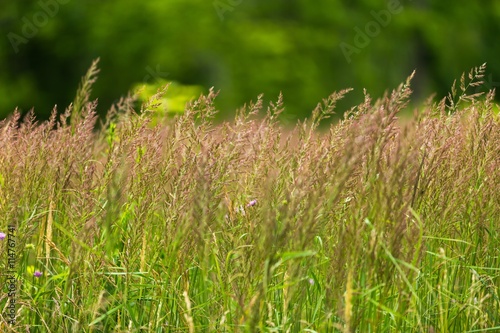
[{"left": 1, "top": 0, "right": 499, "bottom": 121}]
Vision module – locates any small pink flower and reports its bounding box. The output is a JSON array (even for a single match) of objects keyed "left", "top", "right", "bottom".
[
  {"left": 0, "top": 232, "right": 5, "bottom": 240},
  {"left": 34, "top": 271, "right": 43, "bottom": 278},
  {"left": 247, "top": 199, "right": 257, "bottom": 207}
]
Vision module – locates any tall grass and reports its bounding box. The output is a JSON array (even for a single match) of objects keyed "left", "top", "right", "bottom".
[{"left": 0, "top": 63, "right": 499, "bottom": 332}]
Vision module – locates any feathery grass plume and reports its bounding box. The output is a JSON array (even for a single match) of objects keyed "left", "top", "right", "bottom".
[
  {"left": 0, "top": 65, "right": 499, "bottom": 332},
  {"left": 70, "top": 58, "right": 100, "bottom": 132},
  {"left": 446, "top": 63, "right": 486, "bottom": 114}
]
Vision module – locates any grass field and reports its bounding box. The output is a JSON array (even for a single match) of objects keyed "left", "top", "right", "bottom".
[{"left": 1, "top": 63, "right": 499, "bottom": 332}]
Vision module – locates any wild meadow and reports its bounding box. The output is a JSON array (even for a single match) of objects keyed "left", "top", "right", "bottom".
[{"left": 0, "top": 62, "right": 499, "bottom": 332}]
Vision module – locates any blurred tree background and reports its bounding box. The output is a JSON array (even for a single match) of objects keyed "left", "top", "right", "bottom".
[{"left": 1, "top": 0, "right": 499, "bottom": 121}]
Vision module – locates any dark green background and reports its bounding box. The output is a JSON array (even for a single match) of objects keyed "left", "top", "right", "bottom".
[{"left": 1, "top": 0, "right": 499, "bottom": 120}]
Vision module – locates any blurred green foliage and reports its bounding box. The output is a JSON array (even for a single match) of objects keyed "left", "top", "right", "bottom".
[
  {"left": 133, "top": 80, "right": 204, "bottom": 117},
  {"left": 1, "top": 0, "right": 499, "bottom": 120}
]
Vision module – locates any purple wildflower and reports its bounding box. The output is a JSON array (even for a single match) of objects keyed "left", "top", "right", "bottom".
[
  {"left": 247, "top": 199, "right": 257, "bottom": 207},
  {"left": 34, "top": 271, "right": 43, "bottom": 278},
  {"left": 0, "top": 232, "right": 5, "bottom": 240}
]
